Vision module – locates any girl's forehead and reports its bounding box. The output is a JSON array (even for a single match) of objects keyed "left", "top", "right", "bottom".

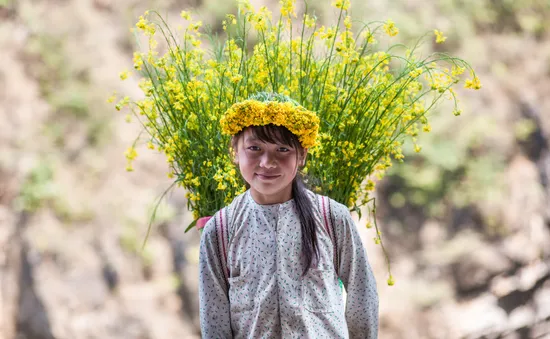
[
  {"left": 242, "top": 128, "right": 285, "bottom": 144},
  {"left": 237, "top": 126, "right": 304, "bottom": 151}
]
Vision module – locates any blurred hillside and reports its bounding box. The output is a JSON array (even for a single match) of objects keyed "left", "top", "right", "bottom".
[{"left": 1, "top": 0, "right": 550, "bottom": 338}]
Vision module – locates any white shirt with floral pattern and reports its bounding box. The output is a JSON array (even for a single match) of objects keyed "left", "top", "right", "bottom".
[{"left": 199, "top": 190, "right": 378, "bottom": 338}]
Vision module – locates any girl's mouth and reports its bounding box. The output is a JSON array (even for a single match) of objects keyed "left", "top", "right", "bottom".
[{"left": 255, "top": 173, "right": 281, "bottom": 181}]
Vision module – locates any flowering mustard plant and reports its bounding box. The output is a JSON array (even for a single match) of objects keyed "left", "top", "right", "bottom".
[{"left": 114, "top": 0, "right": 479, "bottom": 283}]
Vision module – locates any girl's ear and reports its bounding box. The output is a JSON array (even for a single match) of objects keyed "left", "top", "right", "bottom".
[
  {"left": 230, "top": 139, "right": 239, "bottom": 164},
  {"left": 299, "top": 148, "right": 308, "bottom": 167}
]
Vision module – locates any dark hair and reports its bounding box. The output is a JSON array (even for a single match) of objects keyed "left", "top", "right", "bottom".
[{"left": 232, "top": 124, "right": 319, "bottom": 275}]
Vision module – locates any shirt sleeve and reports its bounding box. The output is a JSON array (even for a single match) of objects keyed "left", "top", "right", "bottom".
[
  {"left": 331, "top": 200, "right": 379, "bottom": 339},
  {"left": 198, "top": 213, "right": 233, "bottom": 338}
]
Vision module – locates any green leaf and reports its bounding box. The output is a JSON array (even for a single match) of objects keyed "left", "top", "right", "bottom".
[{"left": 185, "top": 219, "right": 198, "bottom": 233}]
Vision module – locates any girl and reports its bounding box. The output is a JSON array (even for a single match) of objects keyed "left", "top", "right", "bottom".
[{"left": 199, "top": 93, "right": 379, "bottom": 338}]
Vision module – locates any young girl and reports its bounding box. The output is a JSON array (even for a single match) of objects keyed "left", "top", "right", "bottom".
[
  {"left": 199, "top": 93, "right": 379, "bottom": 338},
  {"left": 122, "top": 2, "right": 475, "bottom": 337}
]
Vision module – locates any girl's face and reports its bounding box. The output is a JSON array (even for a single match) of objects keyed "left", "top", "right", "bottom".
[{"left": 234, "top": 128, "right": 307, "bottom": 205}]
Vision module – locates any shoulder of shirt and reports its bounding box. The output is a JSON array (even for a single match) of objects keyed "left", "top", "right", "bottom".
[
  {"left": 201, "top": 190, "right": 248, "bottom": 237},
  {"left": 308, "top": 190, "right": 352, "bottom": 223}
]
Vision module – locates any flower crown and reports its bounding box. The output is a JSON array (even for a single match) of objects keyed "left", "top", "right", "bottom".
[{"left": 220, "top": 93, "right": 320, "bottom": 149}]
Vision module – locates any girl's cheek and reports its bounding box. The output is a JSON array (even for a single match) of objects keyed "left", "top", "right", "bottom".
[
  {"left": 244, "top": 152, "right": 261, "bottom": 161},
  {"left": 277, "top": 152, "right": 296, "bottom": 163}
]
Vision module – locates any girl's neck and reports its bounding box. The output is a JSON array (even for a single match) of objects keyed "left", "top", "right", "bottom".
[{"left": 249, "top": 185, "right": 293, "bottom": 205}]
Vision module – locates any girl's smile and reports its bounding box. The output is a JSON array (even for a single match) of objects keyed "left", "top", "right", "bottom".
[{"left": 255, "top": 173, "right": 281, "bottom": 180}]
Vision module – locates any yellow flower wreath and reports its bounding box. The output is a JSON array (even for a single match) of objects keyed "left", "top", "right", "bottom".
[{"left": 220, "top": 98, "right": 320, "bottom": 149}]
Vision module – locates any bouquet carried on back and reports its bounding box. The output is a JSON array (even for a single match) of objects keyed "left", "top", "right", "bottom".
[{"left": 113, "top": 0, "right": 480, "bottom": 283}]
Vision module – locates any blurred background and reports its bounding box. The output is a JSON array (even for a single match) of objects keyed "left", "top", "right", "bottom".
[{"left": 1, "top": 0, "right": 549, "bottom": 338}]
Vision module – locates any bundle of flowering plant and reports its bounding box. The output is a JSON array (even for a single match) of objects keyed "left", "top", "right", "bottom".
[{"left": 112, "top": 0, "right": 480, "bottom": 281}]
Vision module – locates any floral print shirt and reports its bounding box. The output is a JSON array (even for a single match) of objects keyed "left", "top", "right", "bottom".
[{"left": 199, "top": 190, "right": 378, "bottom": 338}]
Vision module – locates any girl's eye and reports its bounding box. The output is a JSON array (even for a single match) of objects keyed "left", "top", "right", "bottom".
[
  {"left": 278, "top": 147, "right": 290, "bottom": 152},
  {"left": 247, "top": 146, "right": 261, "bottom": 151}
]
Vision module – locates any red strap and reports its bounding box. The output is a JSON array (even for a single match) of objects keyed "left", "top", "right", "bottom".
[{"left": 196, "top": 216, "right": 212, "bottom": 230}]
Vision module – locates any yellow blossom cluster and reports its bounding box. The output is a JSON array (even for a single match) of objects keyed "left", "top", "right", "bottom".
[
  {"left": 465, "top": 76, "right": 482, "bottom": 89},
  {"left": 383, "top": 19, "right": 399, "bottom": 37},
  {"left": 434, "top": 29, "right": 447, "bottom": 43}
]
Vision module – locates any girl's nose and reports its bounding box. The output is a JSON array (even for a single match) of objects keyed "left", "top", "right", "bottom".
[{"left": 259, "top": 152, "right": 277, "bottom": 168}]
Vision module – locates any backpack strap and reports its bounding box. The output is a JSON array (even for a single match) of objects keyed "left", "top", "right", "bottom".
[
  {"left": 318, "top": 195, "right": 339, "bottom": 276},
  {"left": 215, "top": 206, "right": 231, "bottom": 284}
]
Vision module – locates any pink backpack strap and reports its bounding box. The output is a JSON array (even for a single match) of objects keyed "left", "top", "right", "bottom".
[
  {"left": 215, "top": 207, "right": 230, "bottom": 284},
  {"left": 318, "top": 195, "right": 339, "bottom": 276}
]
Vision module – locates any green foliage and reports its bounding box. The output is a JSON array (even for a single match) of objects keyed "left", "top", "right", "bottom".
[
  {"left": 0, "top": 0, "right": 14, "bottom": 7},
  {"left": 15, "top": 161, "right": 57, "bottom": 212}
]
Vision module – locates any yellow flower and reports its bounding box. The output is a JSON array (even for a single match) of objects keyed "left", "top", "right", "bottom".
[
  {"left": 238, "top": 0, "right": 253, "bottom": 12},
  {"left": 119, "top": 70, "right": 130, "bottom": 80},
  {"left": 414, "top": 144, "right": 422, "bottom": 153},
  {"left": 361, "top": 31, "right": 377, "bottom": 44},
  {"left": 280, "top": 0, "right": 295, "bottom": 17},
  {"left": 320, "top": 26, "right": 336, "bottom": 41},
  {"left": 135, "top": 14, "right": 156, "bottom": 36},
  {"left": 180, "top": 11, "right": 190, "bottom": 20},
  {"left": 133, "top": 52, "right": 143, "bottom": 70},
  {"left": 344, "top": 15, "right": 352, "bottom": 30},
  {"left": 409, "top": 68, "right": 423, "bottom": 78},
  {"left": 365, "top": 180, "right": 375, "bottom": 191},
  {"left": 332, "top": 0, "right": 350, "bottom": 10},
  {"left": 190, "top": 21, "right": 203, "bottom": 31},
  {"left": 465, "top": 76, "right": 482, "bottom": 90},
  {"left": 304, "top": 14, "right": 315, "bottom": 28},
  {"left": 125, "top": 146, "right": 138, "bottom": 160},
  {"left": 106, "top": 92, "right": 117, "bottom": 103},
  {"left": 387, "top": 275, "right": 395, "bottom": 286},
  {"left": 226, "top": 14, "right": 237, "bottom": 25},
  {"left": 434, "top": 29, "right": 447, "bottom": 43},
  {"left": 451, "top": 65, "right": 465, "bottom": 76},
  {"left": 383, "top": 19, "right": 399, "bottom": 37},
  {"left": 453, "top": 109, "right": 462, "bottom": 116},
  {"left": 115, "top": 96, "right": 130, "bottom": 111},
  {"left": 230, "top": 74, "right": 243, "bottom": 83}
]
